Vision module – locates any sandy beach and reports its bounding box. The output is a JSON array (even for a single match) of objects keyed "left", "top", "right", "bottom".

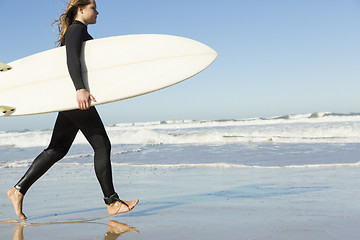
[{"left": 1, "top": 163, "right": 359, "bottom": 240}]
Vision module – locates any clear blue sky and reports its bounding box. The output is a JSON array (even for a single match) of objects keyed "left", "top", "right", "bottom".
[{"left": 1, "top": 0, "right": 360, "bottom": 131}]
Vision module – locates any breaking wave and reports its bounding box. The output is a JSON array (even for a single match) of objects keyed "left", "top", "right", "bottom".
[{"left": 2, "top": 112, "right": 360, "bottom": 148}]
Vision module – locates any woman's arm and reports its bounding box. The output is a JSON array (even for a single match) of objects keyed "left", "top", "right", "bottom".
[
  {"left": 65, "top": 24, "right": 96, "bottom": 110},
  {"left": 65, "top": 24, "right": 86, "bottom": 91}
]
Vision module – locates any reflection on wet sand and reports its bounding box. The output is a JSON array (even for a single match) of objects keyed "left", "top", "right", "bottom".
[
  {"left": 105, "top": 220, "right": 139, "bottom": 240},
  {"left": 11, "top": 220, "right": 139, "bottom": 240},
  {"left": 13, "top": 225, "right": 24, "bottom": 240}
]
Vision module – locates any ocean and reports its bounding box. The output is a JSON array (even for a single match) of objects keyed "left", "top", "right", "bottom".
[
  {"left": 1, "top": 112, "right": 360, "bottom": 169},
  {"left": 2, "top": 112, "right": 360, "bottom": 240}
]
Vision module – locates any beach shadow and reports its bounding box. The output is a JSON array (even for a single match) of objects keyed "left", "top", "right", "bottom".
[
  {"left": 11, "top": 220, "right": 138, "bottom": 240},
  {"left": 127, "top": 201, "right": 180, "bottom": 217},
  {"left": 204, "top": 184, "right": 330, "bottom": 199},
  {"left": 130, "top": 183, "right": 330, "bottom": 217},
  {"left": 28, "top": 207, "right": 105, "bottom": 221}
]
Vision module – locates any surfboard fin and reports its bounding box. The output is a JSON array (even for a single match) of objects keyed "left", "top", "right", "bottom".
[
  {"left": 0, "top": 106, "right": 16, "bottom": 116},
  {"left": 0, "top": 62, "right": 12, "bottom": 72}
]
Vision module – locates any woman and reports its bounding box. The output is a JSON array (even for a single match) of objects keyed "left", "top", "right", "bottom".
[{"left": 7, "top": 0, "right": 139, "bottom": 220}]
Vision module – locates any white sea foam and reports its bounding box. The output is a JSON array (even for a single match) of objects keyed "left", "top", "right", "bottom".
[
  {"left": 0, "top": 159, "right": 33, "bottom": 168},
  {"left": 2, "top": 161, "right": 359, "bottom": 169},
  {"left": 2, "top": 112, "right": 360, "bottom": 148},
  {"left": 121, "top": 162, "right": 360, "bottom": 169}
]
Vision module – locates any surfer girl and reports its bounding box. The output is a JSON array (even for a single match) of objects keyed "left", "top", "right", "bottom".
[{"left": 7, "top": 0, "right": 138, "bottom": 220}]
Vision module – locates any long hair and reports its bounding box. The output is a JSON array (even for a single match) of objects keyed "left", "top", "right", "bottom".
[{"left": 54, "top": 0, "right": 91, "bottom": 46}]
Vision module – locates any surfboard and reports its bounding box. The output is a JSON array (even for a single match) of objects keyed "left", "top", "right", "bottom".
[{"left": 0, "top": 34, "right": 217, "bottom": 116}]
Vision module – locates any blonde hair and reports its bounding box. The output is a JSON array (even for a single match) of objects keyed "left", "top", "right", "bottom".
[{"left": 54, "top": 0, "right": 91, "bottom": 46}]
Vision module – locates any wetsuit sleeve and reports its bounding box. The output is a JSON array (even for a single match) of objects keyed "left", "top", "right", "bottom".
[{"left": 65, "top": 24, "right": 86, "bottom": 90}]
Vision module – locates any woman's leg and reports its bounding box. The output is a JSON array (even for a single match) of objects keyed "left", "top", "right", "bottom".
[
  {"left": 14, "top": 112, "right": 79, "bottom": 194},
  {"left": 62, "top": 107, "right": 115, "bottom": 197},
  {"left": 8, "top": 112, "right": 79, "bottom": 219},
  {"left": 62, "top": 107, "right": 138, "bottom": 213}
]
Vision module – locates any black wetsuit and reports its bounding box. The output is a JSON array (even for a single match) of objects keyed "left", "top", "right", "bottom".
[{"left": 15, "top": 21, "right": 120, "bottom": 204}]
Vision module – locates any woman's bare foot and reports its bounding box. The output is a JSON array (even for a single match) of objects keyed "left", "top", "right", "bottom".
[
  {"left": 7, "top": 188, "right": 27, "bottom": 220},
  {"left": 107, "top": 220, "right": 139, "bottom": 234},
  {"left": 107, "top": 199, "right": 139, "bottom": 215}
]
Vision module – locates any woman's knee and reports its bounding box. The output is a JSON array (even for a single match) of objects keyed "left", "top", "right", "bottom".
[
  {"left": 44, "top": 147, "right": 68, "bottom": 161},
  {"left": 90, "top": 134, "right": 111, "bottom": 152}
]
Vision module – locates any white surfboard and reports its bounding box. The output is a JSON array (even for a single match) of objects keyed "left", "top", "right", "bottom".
[{"left": 0, "top": 34, "right": 217, "bottom": 116}]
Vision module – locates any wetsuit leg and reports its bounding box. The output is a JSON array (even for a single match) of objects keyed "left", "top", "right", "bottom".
[
  {"left": 15, "top": 112, "right": 79, "bottom": 195},
  {"left": 61, "top": 107, "right": 116, "bottom": 199},
  {"left": 14, "top": 107, "right": 116, "bottom": 202}
]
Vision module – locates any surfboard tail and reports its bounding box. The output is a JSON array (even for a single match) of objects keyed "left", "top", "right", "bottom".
[
  {"left": 0, "top": 106, "right": 16, "bottom": 116},
  {"left": 0, "top": 62, "right": 12, "bottom": 72}
]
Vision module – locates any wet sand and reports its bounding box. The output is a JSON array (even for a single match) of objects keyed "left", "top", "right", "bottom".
[{"left": 1, "top": 164, "right": 359, "bottom": 239}]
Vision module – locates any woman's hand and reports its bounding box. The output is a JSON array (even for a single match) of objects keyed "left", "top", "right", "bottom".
[{"left": 76, "top": 89, "right": 96, "bottom": 110}]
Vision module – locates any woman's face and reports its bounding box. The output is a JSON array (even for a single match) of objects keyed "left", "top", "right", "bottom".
[{"left": 79, "top": 0, "right": 99, "bottom": 25}]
